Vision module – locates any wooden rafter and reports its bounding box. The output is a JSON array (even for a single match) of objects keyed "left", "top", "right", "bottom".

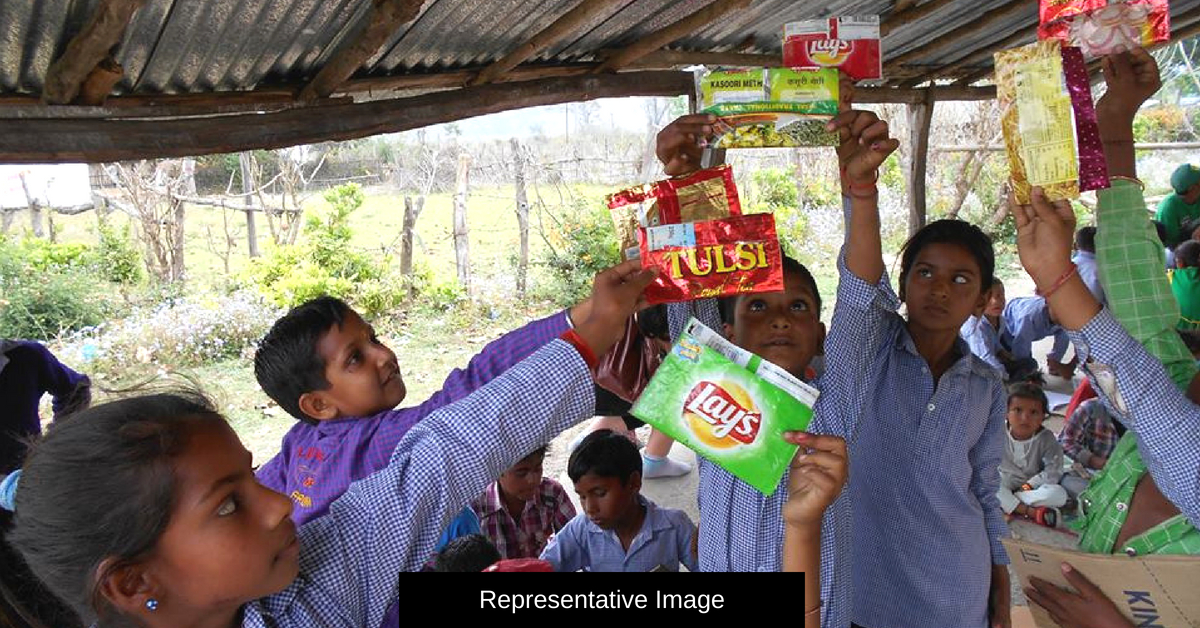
[
  {"left": 299, "top": 0, "right": 426, "bottom": 101},
  {"left": 884, "top": 0, "right": 1029, "bottom": 74},
  {"left": 42, "top": 0, "right": 146, "bottom": 105},
  {"left": 593, "top": 0, "right": 753, "bottom": 73},
  {"left": 880, "top": 0, "right": 959, "bottom": 37},
  {"left": 906, "top": 25, "right": 1037, "bottom": 86},
  {"left": 468, "top": 0, "right": 626, "bottom": 86},
  {"left": 0, "top": 71, "right": 695, "bottom": 163}
]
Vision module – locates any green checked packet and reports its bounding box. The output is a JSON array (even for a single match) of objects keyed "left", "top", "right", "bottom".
[{"left": 631, "top": 317, "right": 819, "bottom": 495}]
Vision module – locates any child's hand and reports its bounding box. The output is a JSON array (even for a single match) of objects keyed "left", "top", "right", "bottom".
[
  {"left": 829, "top": 110, "right": 900, "bottom": 187},
  {"left": 838, "top": 72, "right": 856, "bottom": 112},
  {"left": 1096, "top": 47, "right": 1161, "bottom": 131},
  {"left": 655, "top": 114, "right": 715, "bottom": 176},
  {"left": 1026, "top": 563, "right": 1134, "bottom": 628},
  {"left": 781, "top": 432, "right": 848, "bottom": 528},
  {"left": 1013, "top": 187, "right": 1076, "bottom": 291},
  {"left": 575, "top": 260, "right": 657, "bottom": 358}
]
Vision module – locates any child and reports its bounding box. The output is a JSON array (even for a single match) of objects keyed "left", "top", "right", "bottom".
[
  {"left": 1168, "top": 239, "right": 1200, "bottom": 329},
  {"left": 4, "top": 260, "right": 654, "bottom": 628},
  {"left": 1057, "top": 397, "right": 1118, "bottom": 498},
  {"left": 253, "top": 295, "right": 584, "bottom": 523},
  {"left": 1073, "top": 226, "right": 1106, "bottom": 304},
  {"left": 539, "top": 430, "right": 697, "bottom": 572},
  {"left": 652, "top": 107, "right": 892, "bottom": 626},
  {"left": 998, "top": 383, "right": 1067, "bottom": 527},
  {"left": 433, "top": 534, "right": 500, "bottom": 572},
  {"left": 470, "top": 445, "right": 575, "bottom": 559},
  {"left": 834, "top": 104, "right": 1010, "bottom": 627},
  {"left": 0, "top": 340, "right": 90, "bottom": 473},
  {"left": 1001, "top": 295, "right": 1076, "bottom": 380},
  {"left": 961, "top": 278, "right": 1008, "bottom": 374}
]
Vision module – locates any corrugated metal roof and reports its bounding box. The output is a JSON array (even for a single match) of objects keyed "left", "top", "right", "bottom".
[{"left": 3, "top": 0, "right": 1200, "bottom": 97}]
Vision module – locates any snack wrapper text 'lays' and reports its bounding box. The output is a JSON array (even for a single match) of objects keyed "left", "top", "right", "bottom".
[{"left": 632, "top": 319, "right": 818, "bottom": 495}]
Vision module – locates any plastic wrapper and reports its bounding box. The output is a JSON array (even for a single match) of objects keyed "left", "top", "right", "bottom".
[
  {"left": 697, "top": 67, "right": 839, "bottom": 148},
  {"left": 1040, "top": 0, "right": 1170, "bottom": 56},
  {"left": 639, "top": 213, "right": 783, "bottom": 304},
  {"left": 995, "top": 40, "right": 1109, "bottom": 203},
  {"left": 606, "top": 165, "right": 741, "bottom": 262},
  {"left": 783, "top": 16, "right": 883, "bottom": 81},
  {"left": 631, "top": 318, "right": 818, "bottom": 495}
]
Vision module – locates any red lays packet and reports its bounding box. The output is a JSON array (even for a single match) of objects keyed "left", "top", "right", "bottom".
[
  {"left": 783, "top": 16, "right": 883, "bottom": 81},
  {"left": 638, "top": 213, "right": 783, "bottom": 304}
]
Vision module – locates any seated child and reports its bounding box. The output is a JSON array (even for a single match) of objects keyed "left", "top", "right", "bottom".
[
  {"left": 1057, "top": 397, "right": 1118, "bottom": 498},
  {"left": 434, "top": 534, "right": 500, "bottom": 572},
  {"left": 1001, "top": 295, "right": 1076, "bottom": 380},
  {"left": 1168, "top": 239, "right": 1200, "bottom": 330},
  {"left": 540, "top": 430, "right": 698, "bottom": 572},
  {"left": 961, "top": 278, "right": 1008, "bottom": 375},
  {"left": 998, "top": 383, "right": 1068, "bottom": 527},
  {"left": 471, "top": 445, "right": 575, "bottom": 559}
]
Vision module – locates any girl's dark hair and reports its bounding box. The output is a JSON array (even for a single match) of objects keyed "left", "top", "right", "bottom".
[
  {"left": 898, "top": 219, "right": 995, "bottom": 300},
  {"left": 1006, "top": 382, "right": 1049, "bottom": 414},
  {"left": 7, "top": 392, "right": 225, "bottom": 627},
  {"left": 567, "top": 429, "right": 641, "bottom": 485}
]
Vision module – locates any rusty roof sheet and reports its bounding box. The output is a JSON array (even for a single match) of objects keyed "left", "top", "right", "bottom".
[{"left": 3, "top": 0, "right": 1200, "bottom": 96}]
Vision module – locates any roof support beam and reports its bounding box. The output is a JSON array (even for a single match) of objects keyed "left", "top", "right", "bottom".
[
  {"left": 42, "top": 0, "right": 146, "bottom": 105},
  {"left": 594, "top": 0, "right": 752, "bottom": 73},
  {"left": 0, "top": 71, "right": 694, "bottom": 163},
  {"left": 469, "top": 0, "right": 627, "bottom": 86},
  {"left": 299, "top": 0, "right": 426, "bottom": 101}
]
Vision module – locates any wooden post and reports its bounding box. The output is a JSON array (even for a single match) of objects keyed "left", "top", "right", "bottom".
[
  {"left": 239, "top": 152, "right": 260, "bottom": 257},
  {"left": 400, "top": 194, "right": 424, "bottom": 294},
  {"left": 512, "top": 138, "right": 529, "bottom": 297},
  {"left": 906, "top": 90, "right": 935, "bottom": 236},
  {"left": 453, "top": 153, "right": 472, "bottom": 293},
  {"left": 18, "top": 172, "right": 44, "bottom": 238},
  {"left": 171, "top": 197, "right": 186, "bottom": 282}
]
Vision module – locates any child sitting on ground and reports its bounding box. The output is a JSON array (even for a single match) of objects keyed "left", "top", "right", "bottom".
[
  {"left": 1002, "top": 295, "right": 1076, "bottom": 381},
  {"left": 540, "top": 430, "right": 698, "bottom": 572},
  {"left": 1168, "top": 239, "right": 1200, "bottom": 330},
  {"left": 434, "top": 534, "right": 501, "bottom": 572},
  {"left": 999, "top": 383, "right": 1067, "bottom": 527},
  {"left": 471, "top": 445, "right": 574, "bottom": 559},
  {"left": 961, "top": 278, "right": 1009, "bottom": 375},
  {"left": 1057, "top": 396, "right": 1119, "bottom": 499}
]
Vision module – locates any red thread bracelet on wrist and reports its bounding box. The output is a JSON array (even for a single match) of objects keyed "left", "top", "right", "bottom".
[
  {"left": 1036, "top": 263, "right": 1078, "bottom": 299},
  {"left": 561, "top": 329, "right": 598, "bottom": 370}
]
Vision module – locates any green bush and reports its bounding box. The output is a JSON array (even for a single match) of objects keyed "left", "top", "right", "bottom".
[
  {"left": 745, "top": 168, "right": 812, "bottom": 259},
  {"left": 0, "top": 237, "right": 106, "bottom": 339},
  {"left": 243, "top": 183, "right": 403, "bottom": 318},
  {"left": 92, "top": 217, "right": 143, "bottom": 284},
  {"left": 535, "top": 198, "right": 620, "bottom": 306}
]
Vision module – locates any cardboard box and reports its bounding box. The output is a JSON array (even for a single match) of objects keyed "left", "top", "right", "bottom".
[{"left": 1003, "top": 537, "right": 1200, "bottom": 628}]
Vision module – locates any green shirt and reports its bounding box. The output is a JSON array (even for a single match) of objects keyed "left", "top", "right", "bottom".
[
  {"left": 1167, "top": 267, "right": 1200, "bottom": 330},
  {"left": 1155, "top": 192, "right": 1200, "bottom": 245},
  {"left": 1085, "top": 178, "right": 1200, "bottom": 555}
]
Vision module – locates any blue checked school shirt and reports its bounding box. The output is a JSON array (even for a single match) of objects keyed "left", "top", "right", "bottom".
[
  {"left": 960, "top": 315, "right": 1005, "bottom": 374},
  {"left": 255, "top": 311, "right": 569, "bottom": 526},
  {"left": 1069, "top": 308, "right": 1200, "bottom": 528},
  {"left": 667, "top": 299, "right": 853, "bottom": 628},
  {"left": 1001, "top": 296, "right": 1071, "bottom": 362},
  {"left": 540, "top": 495, "right": 699, "bottom": 572},
  {"left": 834, "top": 252, "right": 1010, "bottom": 628},
  {"left": 242, "top": 339, "right": 595, "bottom": 628}
]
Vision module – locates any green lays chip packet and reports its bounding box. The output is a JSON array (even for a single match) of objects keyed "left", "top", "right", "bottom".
[{"left": 631, "top": 318, "right": 819, "bottom": 495}]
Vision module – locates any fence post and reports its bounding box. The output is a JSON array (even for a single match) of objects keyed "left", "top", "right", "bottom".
[
  {"left": 453, "top": 153, "right": 472, "bottom": 293},
  {"left": 512, "top": 138, "right": 530, "bottom": 297}
]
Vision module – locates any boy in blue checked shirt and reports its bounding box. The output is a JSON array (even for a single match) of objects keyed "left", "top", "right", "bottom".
[
  {"left": 1002, "top": 295, "right": 1076, "bottom": 381},
  {"left": 540, "top": 430, "right": 698, "bottom": 572}
]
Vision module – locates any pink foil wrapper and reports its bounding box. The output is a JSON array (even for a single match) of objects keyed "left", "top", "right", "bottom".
[{"left": 1062, "top": 46, "right": 1109, "bottom": 191}]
